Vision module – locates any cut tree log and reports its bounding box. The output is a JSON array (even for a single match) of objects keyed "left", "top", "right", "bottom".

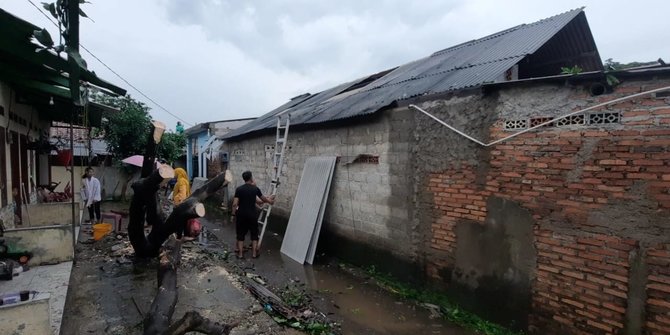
[
  {"left": 143, "top": 236, "right": 181, "bottom": 334},
  {"left": 143, "top": 236, "right": 236, "bottom": 335},
  {"left": 128, "top": 170, "right": 229, "bottom": 257}
]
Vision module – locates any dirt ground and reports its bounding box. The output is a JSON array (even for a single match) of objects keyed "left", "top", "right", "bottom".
[{"left": 59, "top": 201, "right": 304, "bottom": 335}]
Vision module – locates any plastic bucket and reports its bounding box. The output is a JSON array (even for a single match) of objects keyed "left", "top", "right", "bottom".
[{"left": 93, "top": 223, "right": 113, "bottom": 241}]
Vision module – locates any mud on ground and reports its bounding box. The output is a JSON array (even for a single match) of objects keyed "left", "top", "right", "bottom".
[{"left": 60, "top": 214, "right": 309, "bottom": 334}]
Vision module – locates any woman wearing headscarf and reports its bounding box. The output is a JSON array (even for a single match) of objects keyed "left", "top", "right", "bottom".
[
  {"left": 172, "top": 168, "right": 201, "bottom": 238},
  {"left": 172, "top": 168, "right": 190, "bottom": 205}
]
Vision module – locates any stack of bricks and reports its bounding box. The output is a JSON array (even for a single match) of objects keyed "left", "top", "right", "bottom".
[{"left": 426, "top": 80, "right": 670, "bottom": 334}]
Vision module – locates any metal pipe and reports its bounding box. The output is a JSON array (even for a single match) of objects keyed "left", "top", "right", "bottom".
[
  {"left": 409, "top": 85, "right": 670, "bottom": 147},
  {"left": 69, "top": 111, "right": 76, "bottom": 252}
]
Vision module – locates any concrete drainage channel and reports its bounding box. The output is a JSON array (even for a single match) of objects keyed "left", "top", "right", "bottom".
[{"left": 202, "top": 216, "right": 474, "bottom": 335}]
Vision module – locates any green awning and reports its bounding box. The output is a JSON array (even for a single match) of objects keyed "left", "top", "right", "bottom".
[{"left": 0, "top": 8, "right": 126, "bottom": 100}]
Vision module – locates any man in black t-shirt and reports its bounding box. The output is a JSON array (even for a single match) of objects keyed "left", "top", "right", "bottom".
[{"left": 232, "top": 171, "right": 275, "bottom": 259}]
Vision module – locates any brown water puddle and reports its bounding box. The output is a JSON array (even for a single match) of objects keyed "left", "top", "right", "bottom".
[{"left": 203, "top": 217, "right": 473, "bottom": 335}]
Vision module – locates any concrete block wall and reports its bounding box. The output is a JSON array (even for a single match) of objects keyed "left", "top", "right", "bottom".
[
  {"left": 420, "top": 77, "right": 670, "bottom": 333},
  {"left": 23, "top": 202, "right": 80, "bottom": 227},
  {"left": 225, "top": 110, "right": 416, "bottom": 260},
  {"left": 3, "top": 225, "right": 74, "bottom": 265}
]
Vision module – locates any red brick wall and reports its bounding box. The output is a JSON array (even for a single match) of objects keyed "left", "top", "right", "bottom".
[
  {"left": 425, "top": 80, "right": 670, "bottom": 334},
  {"left": 646, "top": 244, "right": 670, "bottom": 334},
  {"left": 531, "top": 232, "right": 636, "bottom": 333}
]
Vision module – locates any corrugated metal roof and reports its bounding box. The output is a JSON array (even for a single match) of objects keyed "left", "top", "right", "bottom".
[{"left": 224, "top": 8, "right": 596, "bottom": 140}]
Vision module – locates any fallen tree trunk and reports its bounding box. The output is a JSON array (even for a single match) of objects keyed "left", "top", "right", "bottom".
[
  {"left": 126, "top": 121, "right": 236, "bottom": 334},
  {"left": 143, "top": 236, "right": 181, "bottom": 334},
  {"left": 143, "top": 236, "right": 235, "bottom": 335},
  {"left": 128, "top": 171, "right": 228, "bottom": 257}
]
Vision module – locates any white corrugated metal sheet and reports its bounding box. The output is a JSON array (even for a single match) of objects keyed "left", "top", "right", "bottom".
[{"left": 280, "top": 156, "right": 337, "bottom": 264}]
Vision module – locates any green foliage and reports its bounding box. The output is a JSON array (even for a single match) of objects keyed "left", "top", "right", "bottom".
[
  {"left": 364, "top": 265, "right": 522, "bottom": 335},
  {"left": 33, "top": 1, "right": 93, "bottom": 54},
  {"left": 606, "top": 74, "right": 620, "bottom": 87},
  {"left": 279, "top": 282, "right": 310, "bottom": 308},
  {"left": 604, "top": 58, "right": 659, "bottom": 71},
  {"left": 100, "top": 96, "right": 152, "bottom": 160},
  {"left": 560, "top": 65, "right": 583, "bottom": 75},
  {"left": 157, "top": 132, "right": 186, "bottom": 164},
  {"left": 270, "top": 316, "right": 334, "bottom": 335}
]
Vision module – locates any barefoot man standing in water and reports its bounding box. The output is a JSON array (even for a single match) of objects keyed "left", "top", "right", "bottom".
[{"left": 232, "top": 171, "right": 275, "bottom": 259}]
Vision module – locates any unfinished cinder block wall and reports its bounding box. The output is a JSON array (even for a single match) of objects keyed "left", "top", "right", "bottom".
[
  {"left": 225, "top": 110, "right": 418, "bottom": 269},
  {"left": 418, "top": 74, "right": 670, "bottom": 334}
]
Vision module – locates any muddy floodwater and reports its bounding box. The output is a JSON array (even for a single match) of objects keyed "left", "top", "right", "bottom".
[{"left": 204, "top": 216, "right": 473, "bottom": 335}]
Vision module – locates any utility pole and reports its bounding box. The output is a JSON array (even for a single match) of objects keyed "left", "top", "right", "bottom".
[{"left": 65, "top": 0, "right": 81, "bottom": 252}]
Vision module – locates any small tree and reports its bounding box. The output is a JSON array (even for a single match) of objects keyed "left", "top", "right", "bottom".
[
  {"left": 100, "top": 96, "right": 153, "bottom": 159},
  {"left": 157, "top": 132, "right": 186, "bottom": 164}
]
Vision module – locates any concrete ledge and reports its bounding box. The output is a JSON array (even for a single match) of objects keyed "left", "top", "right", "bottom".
[
  {"left": 3, "top": 225, "right": 74, "bottom": 265},
  {"left": 22, "top": 202, "right": 80, "bottom": 227},
  {"left": 0, "top": 261, "right": 73, "bottom": 335},
  {"left": 0, "top": 292, "right": 51, "bottom": 335}
]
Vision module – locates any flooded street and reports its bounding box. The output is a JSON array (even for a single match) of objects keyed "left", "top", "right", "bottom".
[
  {"left": 60, "top": 201, "right": 470, "bottom": 334},
  {"left": 202, "top": 215, "right": 472, "bottom": 335}
]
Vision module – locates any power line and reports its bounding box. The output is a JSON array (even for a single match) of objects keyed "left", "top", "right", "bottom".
[{"left": 25, "top": 0, "right": 193, "bottom": 126}]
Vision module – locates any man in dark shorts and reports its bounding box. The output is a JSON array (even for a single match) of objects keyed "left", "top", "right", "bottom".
[{"left": 232, "top": 171, "right": 274, "bottom": 258}]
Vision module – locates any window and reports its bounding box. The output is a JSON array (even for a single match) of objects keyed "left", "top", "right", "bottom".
[{"left": 191, "top": 139, "right": 198, "bottom": 156}]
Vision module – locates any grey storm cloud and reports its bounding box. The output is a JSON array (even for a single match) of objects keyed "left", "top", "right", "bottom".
[
  {"left": 159, "top": 0, "right": 462, "bottom": 76},
  {"left": 2, "top": 0, "right": 669, "bottom": 129}
]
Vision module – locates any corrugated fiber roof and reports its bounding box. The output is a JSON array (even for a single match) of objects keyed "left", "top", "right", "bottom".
[{"left": 224, "top": 8, "right": 598, "bottom": 140}]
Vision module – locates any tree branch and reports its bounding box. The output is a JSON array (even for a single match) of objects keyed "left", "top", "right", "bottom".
[
  {"left": 128, "top": 165, "right": 174, "bottom": 257},
  {"left": 141, "top": 120, "right": 166, "bottom": 178},
  {"left": 143, "top": 236, "right": 181, "bottom": 335},
  {"left": 166, "top": 311, "right": 236, "bottom": 335}
]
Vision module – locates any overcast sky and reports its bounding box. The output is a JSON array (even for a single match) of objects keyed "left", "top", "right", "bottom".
[{"left": 2, "top": 0, "right": 669, "bottom": 130}]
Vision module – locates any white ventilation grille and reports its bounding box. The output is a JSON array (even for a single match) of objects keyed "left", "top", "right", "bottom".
[
  {"left": 502, "top": 112, "right": 621, "bottom": 131},
  {"left": 503, "top": 119, "right": 528, "bottom": 130},
  {"left": 589, "top": 112, "right": 620, "bottom": 125},
  {"left": 556, "top": 115, "right": 585, "bottom": 127}
]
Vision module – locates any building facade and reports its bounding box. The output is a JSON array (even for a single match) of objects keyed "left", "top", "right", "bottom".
[{"left": 220, "top": 9, "right": 670, "bottom": 334}]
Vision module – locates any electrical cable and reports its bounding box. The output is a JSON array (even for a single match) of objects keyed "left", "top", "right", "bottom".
[{"left": 25, "top": 0, "right": 193, "bottom": 126}]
